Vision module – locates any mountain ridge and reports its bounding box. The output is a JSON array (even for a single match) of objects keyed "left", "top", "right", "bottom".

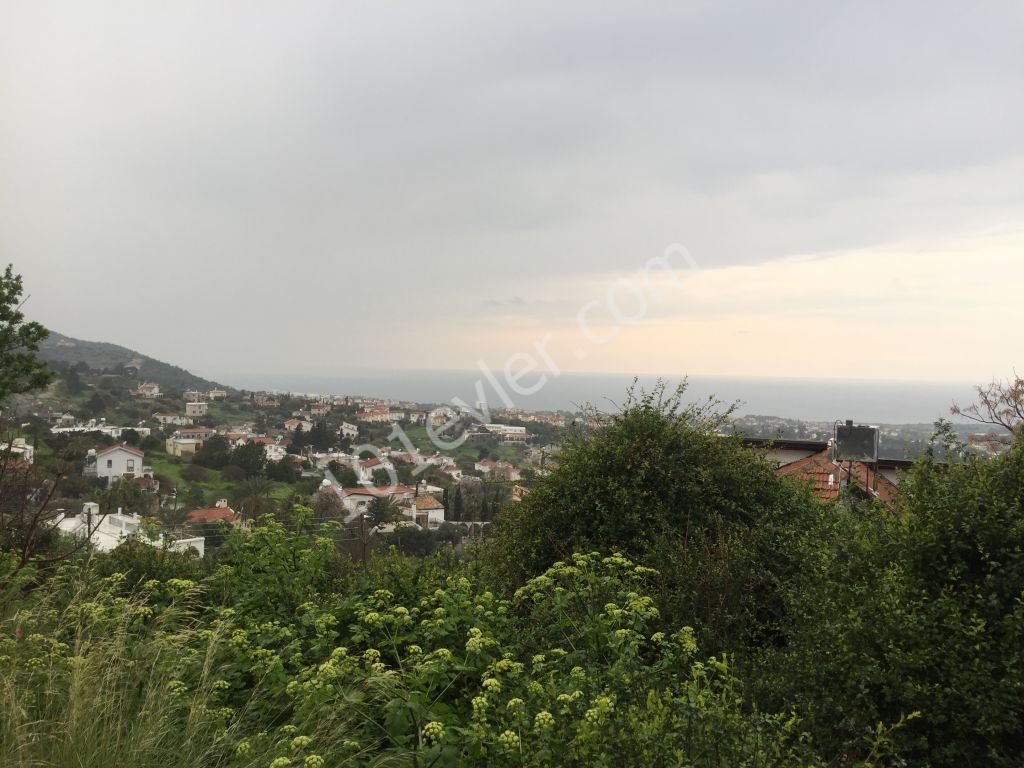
[{"left": 36, "top": 331, "right": 229, "bottom": 393}]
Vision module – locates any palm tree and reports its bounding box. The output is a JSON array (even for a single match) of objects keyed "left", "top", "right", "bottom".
[
  {"left": 367, "top": 495, "right": 401, "bottom": 526},
  {"left": 231, "top": 477, "right": 276, "bottom": 522}
]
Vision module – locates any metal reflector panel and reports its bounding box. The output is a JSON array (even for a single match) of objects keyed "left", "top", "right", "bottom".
[{"left": 834, "top": 422, "right": 879, "bottom": 462}]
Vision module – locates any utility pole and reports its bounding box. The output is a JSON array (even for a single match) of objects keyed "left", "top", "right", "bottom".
[{"left": 358, "top": 513, "right": 369, "bottom": 566}]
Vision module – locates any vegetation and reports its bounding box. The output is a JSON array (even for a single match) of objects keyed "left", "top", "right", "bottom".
[
  {"left": 0, "top": 264, "right": 53, "bottom": 402},
  {"left": 487, "top": 384, "right": 824, "bottom": 652},
  {"left": 35, "top": 330, "right": 225, "bottom": 392},
  {"left": 3, "top": 264, "right": 1022, "bottom": 765}
]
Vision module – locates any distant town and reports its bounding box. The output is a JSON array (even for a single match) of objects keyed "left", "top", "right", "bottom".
[{"left": 2, "top": 336, "right": 1007, "bottom": 563}]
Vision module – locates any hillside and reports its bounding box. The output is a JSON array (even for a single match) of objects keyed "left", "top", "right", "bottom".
[{"left": 36, "top": 331, "right": 227, "bottom": 392}]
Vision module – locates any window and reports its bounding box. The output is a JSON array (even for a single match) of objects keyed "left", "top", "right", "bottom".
[
  {"left": 127, "top": 459, "right": 135, "bottom": 472},
  {"left": 106, "top": 459, "right": 113, "bottom": 468}
]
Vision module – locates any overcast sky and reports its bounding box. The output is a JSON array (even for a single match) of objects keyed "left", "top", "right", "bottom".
[{"left": 2, "top": 1, "right": 1022, "bottom": 386}]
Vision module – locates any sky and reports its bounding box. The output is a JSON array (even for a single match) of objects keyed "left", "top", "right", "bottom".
[{"left": 2, "top": 1, "right": 1022, "bottom": 386}]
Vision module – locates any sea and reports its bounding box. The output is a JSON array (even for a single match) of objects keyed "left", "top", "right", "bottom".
[{"left": 227, "top": 370, "right": 978, "bottom": 426}]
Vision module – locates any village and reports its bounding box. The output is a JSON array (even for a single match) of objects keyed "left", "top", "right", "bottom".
[{"left": 7, "top": 360, "right": 985, "bottom": 562}]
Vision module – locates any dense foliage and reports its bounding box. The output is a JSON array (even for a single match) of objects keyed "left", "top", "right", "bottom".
[
  {"left": 3, "top": 381, "right": 1023, "bottom": 766},
  {"left": 755, "top": 435, "right": 1024, "bottom": 766},
  {"left": 0, "top": 264, "right": 53, "bottom": 402},
  {"left": 2, "top": 529, "right": 850, "bottom": 767},
  {"left": 487, "top": 384, "right": 825, "bottom": 652}
]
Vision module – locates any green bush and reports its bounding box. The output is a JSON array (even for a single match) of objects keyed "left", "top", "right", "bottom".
[
  {"left": 755, "top": 438, "right": 1024, "bottom": 766},
  {"left": 486, "top": 382, "right": 825, "bottom": 652}
]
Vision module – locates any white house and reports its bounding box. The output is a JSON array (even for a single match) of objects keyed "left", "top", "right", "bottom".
[
  {"left": 86, "top": 444, "right": 149, "bottom": 484},
  {"left": 0, "top": 438, "right": 34, "bottom": 464},
  {"left": 135, "top": 382, "right": 161, "bottom": 398},
  {"left": 57, "top": 502, "right": 204, "bottom": 556},
  {"left": 338, "top": 484, "right": 417, "bottom": 520},
  {"left": 358, "top": 456, "right": 394, "bottom": 483},
  {"left": 153, "top": 412, "right": 194, "bottom": 426},
  {"left": 265, "top": 444, "right": 287, "bottom": 462},
  {"left": 483, "top": 424, "right": 529, "bottom": 443},
  {"left": 284, "top": 418, "right": 314, "bottom": 432},
  {"left": 441, "top": 465, "right": 464, "bottom": 481},
  {"left": 340, "top": 422, "right": 359, "bottom": 439},
  {"left": 406, "top": 494, "right": 446, "bottom": 528}
]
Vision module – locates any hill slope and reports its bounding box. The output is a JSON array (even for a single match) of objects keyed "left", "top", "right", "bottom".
[{"left": 36, "top": 331, "right": 227, "bottom": 392}]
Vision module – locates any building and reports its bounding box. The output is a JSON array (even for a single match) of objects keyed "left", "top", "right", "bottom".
[
  {"left": 166, "top": 438, "right": 201, "bottom": 458},
  {"left": 56, "top": 502, "right": 204, "bottom": 556},
  {"left": 355, "top": 410, "right": 390, "bottom": 423},
  {"left": 340, "top": 422, "right": 359, "bottom": 439},
  {"left": 358, "top": 456, "right": 394, "bottom": 483},
  {"left": 284, "top": 418, "right": 314, "bottom": 433},
  {"left": 441, "top": 465, "right": 464, "bottom": 481},
  {"left": 187, "top": 499, "right": 242, "bottom": 527},
  {"left": 208, "top": 389, "right": 227, "bottom": 400},
  {"left": 185, "top": 402, "right": 209, "bottom": 417},
  {"left": 407, "top": 494, "right": 446, "bottom": 528},
  {"left": 171, "top": 426, "right": 215, "bottom": 443},
  {"left": 337, "top": 485, "right": 418, "bottom": 519},
  {"left": 184, "top": 389, "right": 204, "bottom": 401},
  {"left": 152, "top": 412, "right": 194, "bottom": 426},
  {"left": 0, "top": 438, "right": 34, "bottom": 464},
  {"left": 776, "top": 449, "right": 902, "bottom": 505},
  {"left": 483, "top": 424, "right": 529, "bottom": 443},
  {"left": 85, "top": 444, "right": 150, "bottom": 484},
  {"left": 742, "top": 436, "right": 909, "bottom": 503},
  {"left": 135, "top": 382, "right": 161, "bottom": 398}
]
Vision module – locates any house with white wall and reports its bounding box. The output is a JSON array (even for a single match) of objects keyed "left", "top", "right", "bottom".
[
  {"left": 358, "top": 456, "right": 394, "bottom": 483},
  {"left": 85, "top": 444, "right": 150, "bottom": 485}
]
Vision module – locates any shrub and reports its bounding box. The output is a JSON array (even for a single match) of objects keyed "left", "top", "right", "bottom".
[{"left": 181, "top": 463, "right": 208, "bottom": 483}]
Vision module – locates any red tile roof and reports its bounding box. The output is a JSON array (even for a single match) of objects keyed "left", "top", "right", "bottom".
[
  {"left": 97, "top": 444, "right": 144, "bottom": 458},
  {"left": 777, "top": 449, "right": 900, "bottom": 504},
  {"left": 187, "top": 507, "right": 240, "bottom": 524},
  {"left": 339, "top": 485, "right": 417, "bottom": 498},
  {"left": 412, "top": 495, "right": 444, "bottom": 510}
]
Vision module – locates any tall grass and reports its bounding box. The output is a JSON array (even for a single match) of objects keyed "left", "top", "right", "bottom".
[{"left": 2, "top": 568, "right": 232, "bottom": 768}]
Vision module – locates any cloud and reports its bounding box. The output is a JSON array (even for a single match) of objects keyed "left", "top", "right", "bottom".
[{"left": 1, "top": 1, "right": 1022, "bottom": 382}]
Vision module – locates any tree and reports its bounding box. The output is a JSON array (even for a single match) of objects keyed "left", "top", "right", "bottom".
[
  {"left": 328, "top": 462, "right": 358, "bottom": 487},
  {"left": 193, "top": 434, "right": 231, "bottom": 469},
  {"left": 451, "top": 486, "right": 464, "bottom": 522},
  {"left": 486, "top": 381, "right": 823, "bottom": 651},
  {"left": 63, "top": 367, "right": 82, "bottom": 395},
  {"left": 0, "top": 265, "right": 53, "bottom": 403},
  {"left": 221, "top": 465, "right": 246, "bottom": 482},
  {"left": 93, "top": 477, "right": 152, "bottom": 517},
  {"left": 185, "top": 486, "right": 205, "bottom": 510},
  {"left": 266, "top": 458, "right": 298, "bottom": 483},
  {"left": 308, "top": 421, "right": 332, "bottom": 452},
  {"left": 231, "top": 477, "right": 276, "bottom": 521},
  {"left": 311, "top": 487, "right": 346, "bottom": 521},
  {"left": 951, "top": 374, "right": 1024, "bottom": 441},
  {"left": 756, "top": 433, "right": 1024, "bottom": 766},
  {"left": 367, "top": 495, "right": 401, "bottom": 526},
  {"left": 181, "top": 464, "right": 208, "bottom": 483},
  {"left": 371, "top": 468, "right": 391, "bottom": 486},
  {"left": 231, "top": 441, "right": 266, "bottom": 478}
]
